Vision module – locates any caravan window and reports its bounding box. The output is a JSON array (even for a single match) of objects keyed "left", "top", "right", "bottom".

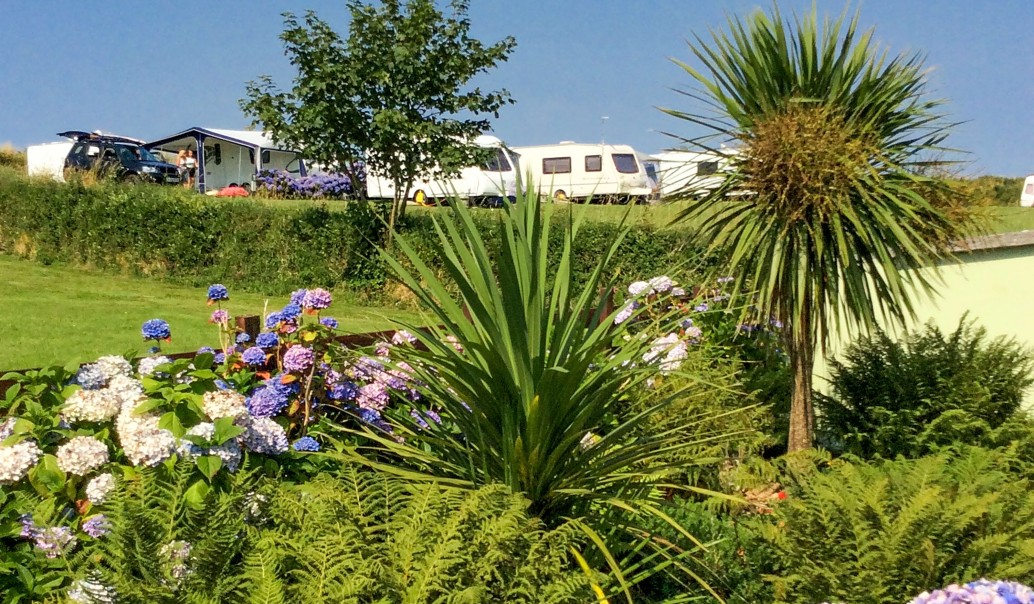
[
  {"left": 483, "top": 148, "right": 512, "bottom": 172},
  {"left": 697, "top": 161, "right": 719, "bottom": 176},
  {"left": 611, "top": 153, "right": 638, "bottom": 174},
  {"left": 543, "top": 157, "right": 571, "bottom": 174},
  {"left": 1026, "top": 183, "right": 1034, "bottom": 195},
  {"left": 585, "top": 155, "right": 602, "bottom": 172}
]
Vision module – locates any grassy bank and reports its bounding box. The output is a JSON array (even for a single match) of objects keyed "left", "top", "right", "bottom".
[{"left": 0, "top": 254, "right": 420, "bottom": 370}]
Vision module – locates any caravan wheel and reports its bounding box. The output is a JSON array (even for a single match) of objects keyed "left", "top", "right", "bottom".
[
  {"left": 414, "top": 189, "right": 433, "bottom": 206},
  {"left": 553, "top": 189, "right": 568, "bottom": 202}
]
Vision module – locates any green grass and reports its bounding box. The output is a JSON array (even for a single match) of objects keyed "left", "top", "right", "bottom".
[{"left": 0, "top": 254, "right": 421, "bottom": 371}]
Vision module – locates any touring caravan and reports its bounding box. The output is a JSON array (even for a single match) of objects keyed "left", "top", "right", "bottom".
[
  {"left": 650, "top": 150, "right": 730, "bottom": 200},
  {"left": 511, "top": 142, "right": 653, "bottom": 203},
  {"left": 365, "top": 135, "right": 519, "bottom": 206},
  {"left": 1021, "top": 175, "right": 1034, "bottom": 207}
]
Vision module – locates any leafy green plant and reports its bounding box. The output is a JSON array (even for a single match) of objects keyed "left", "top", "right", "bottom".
[
  {"left": 665, "top": 4, "right": 981, "bottom": 451},
  {"left": 817, "top": 316, "right": 1034, "bottom": 458},
  {"left": 754, "top": 447, "right": 1034, "bottom": 604},
  {"left": 325, "top": 185, "right": 748, "bottom": 601},
  {"left": 240, "top": 467, "right": 599, "bottom": 603}
]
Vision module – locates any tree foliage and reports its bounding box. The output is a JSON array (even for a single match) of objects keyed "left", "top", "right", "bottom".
[
  {"left": 241, "top": 0, "right": 515, "bottom": 230},
  {"left": 664, "top": 5, "right": 981, "bottom": 451}
]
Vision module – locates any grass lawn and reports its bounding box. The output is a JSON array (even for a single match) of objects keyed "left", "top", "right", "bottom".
[{"left": 0, "top": 254, "right": 422, "bottom": 371}]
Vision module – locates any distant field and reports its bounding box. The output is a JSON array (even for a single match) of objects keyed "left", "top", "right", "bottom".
[{"left": 0, "top": 255, "right": 422, "bottom": 371}]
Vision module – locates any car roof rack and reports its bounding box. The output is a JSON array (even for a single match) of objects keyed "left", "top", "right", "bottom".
[{"left": 57, "top": 130, "right": 146, "bottom": 145}]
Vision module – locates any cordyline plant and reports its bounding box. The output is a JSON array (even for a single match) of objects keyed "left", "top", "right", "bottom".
[
  {"left": 325, "top": 184, "right": 742, "bottom": 601},
  {"left": 662, "top": 5, "right": 982, "bottom": 451}
]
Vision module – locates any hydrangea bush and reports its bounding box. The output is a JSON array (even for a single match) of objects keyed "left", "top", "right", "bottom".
[{"left": 254, "top": 169, "right": 355, "bottom": 200}]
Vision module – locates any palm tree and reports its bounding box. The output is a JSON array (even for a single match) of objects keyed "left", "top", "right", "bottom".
[{"left": 663, "top": 6, "right": 980, "bottom": 452}]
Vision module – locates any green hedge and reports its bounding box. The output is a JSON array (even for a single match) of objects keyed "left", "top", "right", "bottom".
[{"left": 0, "top": 169, "right": 704, "bottom": 303}]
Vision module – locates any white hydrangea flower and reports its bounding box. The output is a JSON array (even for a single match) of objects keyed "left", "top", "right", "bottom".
[
  {"left": 67, "top": 574, "right": 116, "bottom": 604},
  {"left": 643, "top": 333, "right": 688, "bottom": 374},
  {"left": 671, "top": 287, "right": 687, "bottom": 297},
  {"left": 116, "top": 412, "right": 177, "bottom": 468},
  {"left": 85, "top": 473, "right": 116, "bottom": 504},
  {"left": 647, "top": 275, "right": 675, "bottom": 294},
  {"left": 160, "top": 540, "right": 192, "bottom": 581},
  {"left": 391, "top": 330, "right": 417, "bottom": 345},
  {"left": 0, "top": 417, "right": 17, "bottom": 441},
  {"left": 239, "top": 417, "right": 289, "bottom": 455},
  {"left": 137, "top": 355, "right": 172, "bottom": 377},
  {"left": 612, "top": 300, "right": 640, "bottom": 325},
  {"left": 106, "top": 375, "right": 145, "bottom": 409},
  {"left": 93, "top": 355, "right": 133, "bottom": 382},
  {"left": 202, "top": 390, "right": 247, "bottom": 420},
  {"left": 627, "top": 281, "right": 653, "bottom": 296},
  {"left": 178, "top": 422, "right": 241, "bottom": 473},
  {"left": 0, "top": 440, "right": 42, "bottom": 484},
  {"left": 56, "top": 436, "right": 109, "bottom": 476},
  {"left": 63, "top": 389, "right": 121, "bottom": 423}
]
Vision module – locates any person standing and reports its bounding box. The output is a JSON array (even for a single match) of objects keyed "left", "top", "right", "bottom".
[
  {"left": 181, "top": 149, "right": 198, "bottom": 189},
  {"left": 176, "top": 150, "right": 187, "bottom": 185}
]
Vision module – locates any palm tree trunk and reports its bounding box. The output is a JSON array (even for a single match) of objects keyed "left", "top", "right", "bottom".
[{"left": 786, "top": 315, "right": 815, "bottom": 452}]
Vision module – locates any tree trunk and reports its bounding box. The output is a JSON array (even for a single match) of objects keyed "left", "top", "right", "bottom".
[{"left": 786, "top": 315, "right": 815, "bottom": 452}]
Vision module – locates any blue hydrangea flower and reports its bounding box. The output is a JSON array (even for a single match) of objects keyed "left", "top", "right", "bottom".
[
  {"left": 197, "top": 346, "right": 215, "bottom": 355},
  {"left": 214, "top": 379, "right": 231, "bottom": 390},
  {"left": 289, "top": 289, "right": 308, "bottom": 306},
  {"left": 236, "top": 333, "right": 251, "bottom": 344},
  {"left": 264, "top": 312, "right": 283, "bottom": 330},
  {"left": 241, "top": 347, "right": 267, "bottom": 367},
  {"left": 245, "top": 375, "right": 299, "bottom": 418},
  {"left": 74, "top": 364, "right": 106, "bottom": 390},
  {"left": 283, "top": 346, "right": 314, "bottom": 373},
  {"left": 255, "top": 332, "right": 279, "bottom": 349},
  {"left": 280, "top": 303, "right": 302, "bottom": 320},
  {"left": 141, "top": 319, "right": 171, "bottom": 341},
  {"left": 214, "top": 352, "right": 226, "bottom": 364},
  {"left": 207, "top": 284, "right": 229, "bottom": 302},
  {"left": 291, "top": 436, "right": 320, "bottom": 452},
  {"left": 82, "top": 515, "right": 110, "bottom": 538},
  {"left": 328, "top": 381, "right": 359, "bottom": 401},
  {"left": 693, "top": 303, "right": 709, "bottom": 313},
  {"left": 320, "top": 317, "right": 339, "bottom": 329}
]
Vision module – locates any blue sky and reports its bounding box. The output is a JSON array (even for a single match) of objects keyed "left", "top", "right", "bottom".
[{"left": 2, "top": 1, "right": 1032, "bottom": 176}]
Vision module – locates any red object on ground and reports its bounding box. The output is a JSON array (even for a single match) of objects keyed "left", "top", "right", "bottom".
[{"left": 215, "top": 186, "right": 250, "bottom": 197}]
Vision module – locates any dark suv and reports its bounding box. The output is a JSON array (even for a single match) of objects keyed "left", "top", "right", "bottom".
[{"left": 59, "top": 131, "right": 181, "bottom": 185}]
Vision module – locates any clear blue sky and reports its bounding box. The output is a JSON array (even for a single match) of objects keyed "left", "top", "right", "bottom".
[{"left": 2, "top": 1, "right": 1031, "bottom": 176}]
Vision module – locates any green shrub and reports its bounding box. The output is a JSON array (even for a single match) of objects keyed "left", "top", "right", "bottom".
[
  {"left": 0, "top": 170, "right": 704, "bottom": 304},
  {"left": 817, "top": 317, "right": 1034, "bottom": 458},
  {"left": 0, "top": 147, "right": 25, "bottom": 171},
  {"left": 755, "top": 448, "right": 1034, "bottom": 604}
]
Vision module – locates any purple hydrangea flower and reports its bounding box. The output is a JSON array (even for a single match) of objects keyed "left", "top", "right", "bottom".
[
  {"left": 320, "top": 317, "right": 338, "bottom": 329},
  {"left": 141, "top": 319, "right": 171, "bottom": 341},
  {"left": 210, "top": 309, "right": 229, "bottom": 324},
  {"left": 255, "top": 332, "right": 279, "bottom": 349},
  {"left": 241, "top": 347, "right": 267, "bottom": 367},
  {"left": 291, "top": 436, "right": 320, "bottom": 452},
  {"left": 908, "top": 579, "right": 1034, "bottom": 604},
  {"left": 82, "top": 515, "right": 110, "bottom": 538},
  {"left": 357, "top": 382, "right": 390, "bottom": 411},
  {"left": 197, "top": 346, "right": 215, "bottom": 355},
  {"left": 214, "top": 352, "right": 226, "bottom": 364},
  {"left": 289, "top": 289, "right": 308, "bottom": 306},
  {"left": 693, "top": 303, "right": 709, "bottom": 313},
  {"left": 301, "top": 288, "right": 332, "bottom": 311},
  {"left": 34, "top": 526, "right": 76, "bottom": 558},
  {"left": 282, "top": 346, "right": 314, "bottom": 373},
  {"left": 207, "top": 284, "right": 229, "bottom": 302}
]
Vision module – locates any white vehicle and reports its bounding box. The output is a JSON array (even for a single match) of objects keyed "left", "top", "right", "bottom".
[
  {"left": 1021, "top": 175, "right": 1034, "bottom": 207},
  {"left": 26, "top": 141, "right": 74, "bottom": 181},
  {"left": 365, "top": 135, "right": 519, "bottom": 206},
  {"left": 510, "top": 142, "right": 653, "bottom": 203},
  {"left": 650, "top": 150, "right": 730, "bottom": 199}
]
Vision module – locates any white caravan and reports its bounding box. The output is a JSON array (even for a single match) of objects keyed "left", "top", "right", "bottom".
[
  {"left": 1021, "top": 175, "right": 1034, "bottom": 207},
  {"left": 510, "top": 142, "right": 653, "bottom": 203},
  {"left": 26, "top": 141, "right": 74, "bottom": 181},
  {"left": 650, "top": 150, "right": 730, "bottom": 200},
  {"left": 365, "top": 135, "right": 519, "bottom": 206}
]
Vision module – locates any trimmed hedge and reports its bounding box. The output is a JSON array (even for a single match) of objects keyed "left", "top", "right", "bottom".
[{"left": 0, "top": 169, "right": 705, "bottom": 303}]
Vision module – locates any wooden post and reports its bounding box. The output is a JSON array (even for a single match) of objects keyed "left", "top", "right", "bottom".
[{"left": 235, "top": 315, "right": 261, "bottom": 342}]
